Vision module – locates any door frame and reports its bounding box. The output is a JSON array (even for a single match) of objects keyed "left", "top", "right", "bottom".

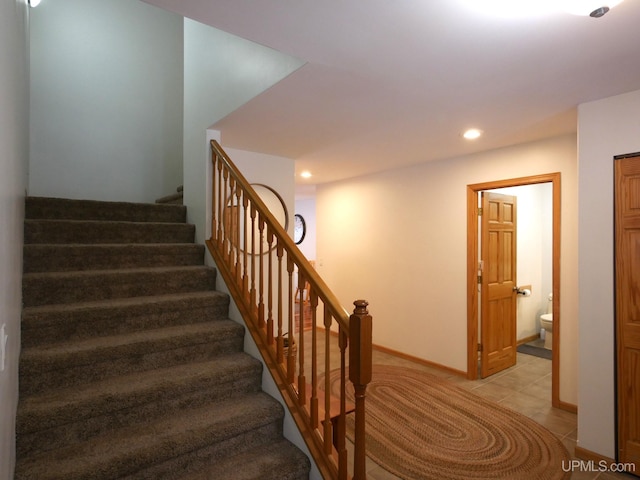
[{"left": 467, "top": 173, "right": 562, "bottom": 409}]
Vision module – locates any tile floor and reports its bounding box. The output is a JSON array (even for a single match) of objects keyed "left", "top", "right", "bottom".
[{"left": 358, "top": 347, "right": 638, "bottom": 480}]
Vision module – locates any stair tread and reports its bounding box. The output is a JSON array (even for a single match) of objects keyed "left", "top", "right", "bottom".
[
  {"left": 20, "top": 319, "right": 243, "bottom": 367},
  {"left": 18, "top": 353, "right": 261, "bottom": 433},
  {"left": 23, "top": 242, "right": 204, "bottom": 252},
  {"left": 23, "top": 243, "right": 204, "bottom": 272},
  {"left": 179, "top": 439, "right": 310, "bottom": 480},
  {"left": 16, "top": 393, "right": 284, "bottom": 480},
  {"left": 24, "top": 218, "right": 193, "bottom": 228},
  {"left": 25, "top": 196, "right": 187, "bottom": 223},
  {"left": 24, "top": 218, "right": 195, "bottom": 245},
  {"left": 23, "top": 264, "right": 213, "bottom": 279},
  {"left": 22, "top": 290, "right": 228, "bottom": 317},
  {"left": 21, "top": 291, "right": 232, "bottom": 349},
  {"left": 22, "top": 266, "right": 217, "bottom": 307}
]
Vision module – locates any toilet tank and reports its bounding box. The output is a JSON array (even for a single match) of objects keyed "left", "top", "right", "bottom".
[{"left": 547, "top": 293, "right": 553, "bottom": 314}]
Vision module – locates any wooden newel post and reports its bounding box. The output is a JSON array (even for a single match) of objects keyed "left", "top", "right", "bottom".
[{"left": 349, "top": 299, "right": 372, "bottom": 480}]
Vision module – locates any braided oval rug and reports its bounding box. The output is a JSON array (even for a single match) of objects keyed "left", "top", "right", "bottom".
[{"left": 326, "top": 364, "right": 571, "bottom": 480}]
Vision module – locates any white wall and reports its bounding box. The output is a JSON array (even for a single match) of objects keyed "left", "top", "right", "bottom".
[
  {"left": 182, "top": 18, "right": 303, "bottom": 243},
  {"left": 0, "top": 0, "right": 30, "bottom": 477},
  {"left": 317, "top": 134, "right": 578, "bottom": 404},
  {"left": 295, "top": 197, "right": 317, "bottom": 262},
  {"left": 577, "top": 88, "right": 640, "bottom": 460},
  {"left": 29, "top": 0, "right": 184, "bottom": 203}
]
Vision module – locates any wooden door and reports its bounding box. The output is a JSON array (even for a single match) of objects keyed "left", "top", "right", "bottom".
[
  {"left": 481, "top": 192, "right": 517, "bottom": 378},
  {"left": 615, "top": 155, "right": 640, "bottom": 470}
]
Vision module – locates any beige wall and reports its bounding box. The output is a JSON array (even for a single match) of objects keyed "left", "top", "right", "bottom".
[
  {"left": 577, "top": 88, "right": 640, "bottom": 460},
  {"left": 316, "top": 133, "right": 578, "bottom": 405}
]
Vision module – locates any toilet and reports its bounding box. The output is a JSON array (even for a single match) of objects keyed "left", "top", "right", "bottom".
[{"left": 540, "top": 293, "right": 553, "bottom": 350}]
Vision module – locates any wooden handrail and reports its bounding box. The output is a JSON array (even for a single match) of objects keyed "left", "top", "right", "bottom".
[{"left": 206, "top": 140, "right": 372, "bottom": 480}]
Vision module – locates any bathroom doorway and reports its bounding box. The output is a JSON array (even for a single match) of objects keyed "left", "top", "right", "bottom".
[{"left": 466, "top": 173, "right": 562, "bottom": 409}]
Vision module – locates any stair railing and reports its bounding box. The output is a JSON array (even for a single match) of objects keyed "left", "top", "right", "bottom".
[{"left": 206, "top": 140, "right": 372, "bottom": 480}]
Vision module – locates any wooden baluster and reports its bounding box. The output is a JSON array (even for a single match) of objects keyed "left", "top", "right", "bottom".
[
  {"left": 227, "top": 177, "right": 234, "bottom": 261},
  {"left": 250, "top": 205, "right": 257, "bottom": 308},
  {"left": 276, "top": 243, "right": 284, "bottom": 364},
  {"left": 234, "top": 186, "right": 242, "bottom": 284},
  {"left": 323, "top": 308, "right": 333, "bottom": 454},
  {"left": 258, "top": 214, "right": 265, "bottom": 330},
  {"left": 266, "top": 226, "right": 274, "bottom": 346},
  {"left": 310, "top": 290, "right": 319, "bottom": 429},
  {"left": 211, "top": 153, "right": 217, "bottom": 242},
  {"left": 297, "top": 270, "right": 306, "bottom": 406},
  {"left": 242, "top": 193, "right": 249, "bottom": 293},
  {"left": 286, "top": 256, "right": 295, "bottom": 382},
  {"left": 337, "top": 326, "right": 349, "bottom": 480},
  {"left": 231, "top": 181, "right": 237, "bottom": 264},
  {"left": 216, "top": 158, "right": 223, "bottom": 247},
  {"left": 222, "top": 170, "right": 230, "bottom": 258},
  {"left": 349, "top": 300, "right": 373, "bottom": 480}
]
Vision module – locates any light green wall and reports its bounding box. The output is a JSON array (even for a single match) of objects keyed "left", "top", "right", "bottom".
[
  {"left": 29, "top": 0, "right": 184, "bottom": 202},
  {"left": 28, "top": 0, "right": 305, "bottom": 214},
  {"left": 182, "top": 18, "right": 304, "bottom": 243}
]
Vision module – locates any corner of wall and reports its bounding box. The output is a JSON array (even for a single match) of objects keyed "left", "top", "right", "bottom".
[{"left": 0, "top": 0, "right": 30, "bottom": 477}]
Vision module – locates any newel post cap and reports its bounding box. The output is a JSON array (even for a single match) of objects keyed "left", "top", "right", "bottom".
[{"left": 352, "top": 299, "right": 369, "bottom": 315}]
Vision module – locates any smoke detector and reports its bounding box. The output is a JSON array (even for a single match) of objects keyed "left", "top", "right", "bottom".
[
  {"left": 590, "top": 6, "right": 610, "bottom": 16},
  {"left": 562, "top": 0, "right": 624, "bottom": 17}
]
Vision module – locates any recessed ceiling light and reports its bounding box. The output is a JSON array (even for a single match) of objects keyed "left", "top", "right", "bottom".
[
  {"left": 300, "top": 171, "right": 312, "bottom": 179},
  {"left": 28, "top": 0, "right": 42, "bottom": 6},
  {"left": 463, "top": 129, "right": 483, "bottom": 140}
]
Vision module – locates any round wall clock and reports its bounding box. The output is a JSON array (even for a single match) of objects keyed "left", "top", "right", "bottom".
[{"left": 294, "top": 214, "right": 306, "bottom": 244}]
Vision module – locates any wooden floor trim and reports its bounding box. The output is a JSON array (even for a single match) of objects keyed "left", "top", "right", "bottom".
[{"left": 372, "top": 343, "right": 467, "bottom": 378}]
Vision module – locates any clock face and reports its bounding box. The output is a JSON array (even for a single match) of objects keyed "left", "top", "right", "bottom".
[{"left": 294, "top": 214, "right": 306, "bottom": 244}]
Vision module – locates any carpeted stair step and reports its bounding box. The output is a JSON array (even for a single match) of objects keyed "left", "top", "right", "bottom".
[
  {"left": 20, "top": 320, "right": 245, "bottom": 396},
  {"left": 17, "top": 353, "right": 263, "bottom": 457},
  {"left": 21, "top": 291, "right": 230, "bottom": 347},
  {"left": 22, "top": 266, "right": 217, "bottom": 307},
  {"left": 178, "top": 439, "right": 311, "bottom": 480},
  {"left": 14, "top": 393, "right": 286, "bottom": 480},
  {"left": 23, "top": 243, "right": 205, "bottom": 273},
  {"left": 26, "top": 196, "right": 186, "bottom": 223},
  {"left": 24, "top": 219, "right": 195, "bottom": 245},
  {"left": 18, "top": 196, "right": 311, "bottom": 480}
]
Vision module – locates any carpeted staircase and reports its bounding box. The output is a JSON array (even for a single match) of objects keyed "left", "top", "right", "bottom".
[{"left": 16, "top": 196, "right": 310, "bottom": 480}]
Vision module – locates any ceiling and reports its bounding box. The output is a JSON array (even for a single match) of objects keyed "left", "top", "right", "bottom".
[{"left": 142, "top": 0, "right": 640, "bottom": 186}]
